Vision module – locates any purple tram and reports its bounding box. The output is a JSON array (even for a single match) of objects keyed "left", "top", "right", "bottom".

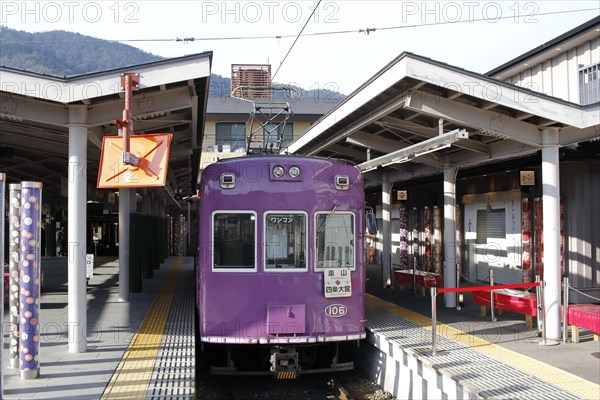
[{"left": 197, "top": 154, "right": 367, "bottom": 377}]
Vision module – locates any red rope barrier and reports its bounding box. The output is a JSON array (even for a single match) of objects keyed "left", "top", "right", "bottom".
[{"left": 438, "top": 281, "right": 541, "bottom": 294}]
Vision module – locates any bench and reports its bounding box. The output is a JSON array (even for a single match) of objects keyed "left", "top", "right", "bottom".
[
  {"left": 473, "top": 289, "right": 537, "bottom": 328},
  {"left": 567, "top": 304, "right": 600, "bottom": 343},
  {"left": 394, "top": 269, "right": 443, "bottom": 296}
]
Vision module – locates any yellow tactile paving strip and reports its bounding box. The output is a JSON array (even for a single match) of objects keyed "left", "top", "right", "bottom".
[
  {"left": 366, "top": 294, "right": 600, "bottom": 400},
  {"left": 101, "top": 258, "right": 183, "bottom": 399}
]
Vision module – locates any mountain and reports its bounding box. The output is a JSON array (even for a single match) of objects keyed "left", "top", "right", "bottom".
[{"left": 0, "top": 27, "right": 345, "bottom": 99}]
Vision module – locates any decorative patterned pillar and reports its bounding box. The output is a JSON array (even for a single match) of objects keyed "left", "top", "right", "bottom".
[
  {"left": 9, "top": 184, "right": 21, "bottom": 368},
  {"left": 411, "top": 207, "right": 419, "bottom": 269},
  {"left": 433, "top": 206, "right": 442, "bottom": 274},
  {"left": 424, "top": 206, "right": 432, "bottom": 272},
  {"left": 399, "top": 206, "right": 409, "bottom": 269},
  {"left": 522, "top": 198, "right": 532, "bottom": 283},
  {"left": 0, "top": 174, "right": 5, "bottom": 395},
  {"left": 19, "top": 182, "right": 43, "bottom": 379},
  {"left": 560, "top": 200, "right": 565, "bottom": 278},
  {"left": 533, "top": 198, "right": 544, "bottom": 280}
]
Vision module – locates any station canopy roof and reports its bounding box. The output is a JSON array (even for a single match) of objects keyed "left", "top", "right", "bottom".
[
  {"left": 288, "top": 52, "right": 600, "bottom": 189},
  {"left": 0, "top": 52, "right": 212, "bottom": 202}
]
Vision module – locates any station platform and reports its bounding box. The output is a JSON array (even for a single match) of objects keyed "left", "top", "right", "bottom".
[
  {"left": 2, "top": 256, "right": 195, "bottom": 399},
  {"left": 2, "top": 259, "right": 599, "bottom": 399},
  {"left": 363, "top": 264, "right": 600, "bottom": 400}
]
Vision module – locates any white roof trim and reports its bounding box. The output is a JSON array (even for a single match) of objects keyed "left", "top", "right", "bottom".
[
  {"left": 0, "top": 54, "right": 211, "bottom": 104},
  {"left": 289, "top": 53, "right": 598, "bottom": 154},
  {"left": 288, "top": 58, "right": 408, "bottom": 153}
]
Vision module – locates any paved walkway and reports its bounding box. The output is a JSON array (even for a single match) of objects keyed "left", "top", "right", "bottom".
[
  {"left": 365, "top": 263, "right": 600, "bottom": 399},
  {"left": 2, "top": 256, "right": 185, "bottom": 399}
]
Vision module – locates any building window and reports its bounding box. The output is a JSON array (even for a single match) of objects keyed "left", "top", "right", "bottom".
[
  {"left": 215, "top": 123, "right": 246, "bottom": 152},
  {"left": 263, "top": 123, "right": 293, "bottom": 150},
  {"left": 579, "top": 63, "right": 600, "bottom": 106},
  {"left": 212, "top": 212, "right": 256, "bottom": 270},
  {"left": 264, "top": 212, "right": 307, "bottom": 271}
]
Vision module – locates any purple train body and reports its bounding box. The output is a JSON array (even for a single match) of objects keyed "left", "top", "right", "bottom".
[{"left": 197, "top": 154, "right": 366, "bottom": 376}]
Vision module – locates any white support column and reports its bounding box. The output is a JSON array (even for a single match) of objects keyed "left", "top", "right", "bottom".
[
  {"left": 67, "top": 105, "right": 88, "bottom": 353},
  {"left": 382, "top": 175, "right": 392, "bottom": 288},
  {"left": 119, "top": 188, "right": 131, "bottom": 302},
  {"left": 541, "top": 127, "right": 561, "bottom": 342},
  {"left": 443, "top": 166, "right": 458, "bottom": 308}
]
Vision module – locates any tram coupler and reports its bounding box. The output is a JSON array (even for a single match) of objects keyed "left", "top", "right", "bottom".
[{"left": 270, "top": 347, "right": 299, "bottom": 379}]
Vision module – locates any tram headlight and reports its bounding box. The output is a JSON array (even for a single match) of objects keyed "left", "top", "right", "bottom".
[
  {"left": 272, "top": 165, "right": 285, "bottom": 178},
  {"left": 288, "top": 166, "right": 301, "bottom": 178}
]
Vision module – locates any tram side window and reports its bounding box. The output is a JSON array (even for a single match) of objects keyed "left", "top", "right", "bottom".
[
  {"left": 265, "top": 212, "right": 307, "bottom": 271},
  {"left": 315, "top": 213, "right": 355, "bottom": 270},
  {"left": 213, "top": 212, "right": 256, "bottom": 270}
]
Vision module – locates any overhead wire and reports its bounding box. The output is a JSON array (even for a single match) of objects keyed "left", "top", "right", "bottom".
[
  {"left": 0, "top": 7, "right": 597, "bottom": 45},
  {"left": 272, "top": 0, "right": 321, "bottom": 81}
]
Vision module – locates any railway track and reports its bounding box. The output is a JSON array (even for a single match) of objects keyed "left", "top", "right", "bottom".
[{"left": 197, "top": 370, "right": 394, "bottom": 399}]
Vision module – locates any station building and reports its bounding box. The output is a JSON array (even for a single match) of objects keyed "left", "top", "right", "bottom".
[
  {"left": 288, "top": 16, "right": 600, "bottom": 341},
  {"left": 0, "top": 15, "right": 598, "bottom": 350}
]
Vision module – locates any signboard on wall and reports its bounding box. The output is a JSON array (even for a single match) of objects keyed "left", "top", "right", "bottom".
[{"left": 520, "top": 171, "right": 535, "bottom": 186}]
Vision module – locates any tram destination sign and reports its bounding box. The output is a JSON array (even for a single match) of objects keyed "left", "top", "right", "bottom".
[{"left": 324, "top": 268, "right": 352, "bottom": 298}]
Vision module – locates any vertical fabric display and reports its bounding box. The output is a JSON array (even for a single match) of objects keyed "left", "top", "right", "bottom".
[
  {"left": 533, "top": 198, "right": 544, "bottom": 280},
  {"left": 521, "top": 198, "right": 532, "bottom": 283},
  {"left": 19, "top": 182, "right": 42, "bottom": 379},
  {"left": 399, "top": 206, "right": 409, "bottom": 269},
  {"left": 9, "top": 184, "right": 22, "bottom": 368},
  {"left": 455, "top": 204, "right": 463, "bottom": 278},
  {"left": 411, "top": 207, "right": 419, "bottom": 269},
  {"left": 424, "top": 206, "right": 432, "bottom": 272},
  {"left": 560, "top": 200, "right": 565, "bottom": 278},
  {"left": 0, "top": 174, "right": 5, "bottom": 395},
  {"left": 433, "top": 206, "right": 442, "bottom": 274}
]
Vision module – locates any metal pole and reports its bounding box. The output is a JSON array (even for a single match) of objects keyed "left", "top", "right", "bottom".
[
  {"left": 19, "top": 182, "right": 42, "bottom": 379},
  {"left": 8, "top": 183, "right": 21, "bottom": 369},
  {"left": 456, "top": 263, "right": 461, "bottom": 310},
  {"left": 539, "top": 279, "right": 547, "bottom": 345},
  {"left": 535, "top": 275, "right": 542, "bottom": 332},
  {"left": 490, "top": 269, "right": 496, "bottom": 322},
  {"left": 431, "top": 287, "right": 438, "bottom": 356},
  {"left": 562, "top": 277, "right": 569, "bottom": 344},
  {"left": 413, "top": 257, "right": 417, "bottom": 296},
  {"left": 119, "top": 188, "right": 131, "bottom": 301}
]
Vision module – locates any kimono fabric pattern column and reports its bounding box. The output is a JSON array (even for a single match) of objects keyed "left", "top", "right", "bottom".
[{"left": 19, "top": 182, "right": 42, "bottom": 380}]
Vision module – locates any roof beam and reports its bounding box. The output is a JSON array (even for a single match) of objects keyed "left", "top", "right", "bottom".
[
  {"left": 299, "top": 93, "right": 409, "bottom": 156},
  {"left": 379, "top": 116, "right": 490, "bottom": 154},
  {"left": 359, "top": 129, "right": 468, "bottom": 172},
  {"left": 0, "top": 94, "right": 68, "bottom": 126},
  {"left": 87, "top": 88, "right": 193, "bottom": 126},
  {"left": 405, "top": 90, "right": 543, "bottom": 147}
]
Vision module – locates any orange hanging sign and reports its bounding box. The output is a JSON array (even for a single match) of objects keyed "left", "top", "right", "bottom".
[{"left": 97, "top": 133, "right": 172, "bottom": 188}]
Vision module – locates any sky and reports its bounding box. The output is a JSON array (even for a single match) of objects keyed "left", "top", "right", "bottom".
[{"left": 1, "top": 1, "right": 599, "bottom": 94}]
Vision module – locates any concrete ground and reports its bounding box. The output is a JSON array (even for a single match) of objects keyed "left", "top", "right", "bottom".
[{"left": 365, "top": 263, "right": 600, "bottom": 386}]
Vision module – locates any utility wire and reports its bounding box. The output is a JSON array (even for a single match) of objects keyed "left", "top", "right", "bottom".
[
  {"left": 272, "top": 0, "right": 321, "bottom": 81},
  {"left": 0, "top": 8, "right": 597, "bottom": 45}
]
